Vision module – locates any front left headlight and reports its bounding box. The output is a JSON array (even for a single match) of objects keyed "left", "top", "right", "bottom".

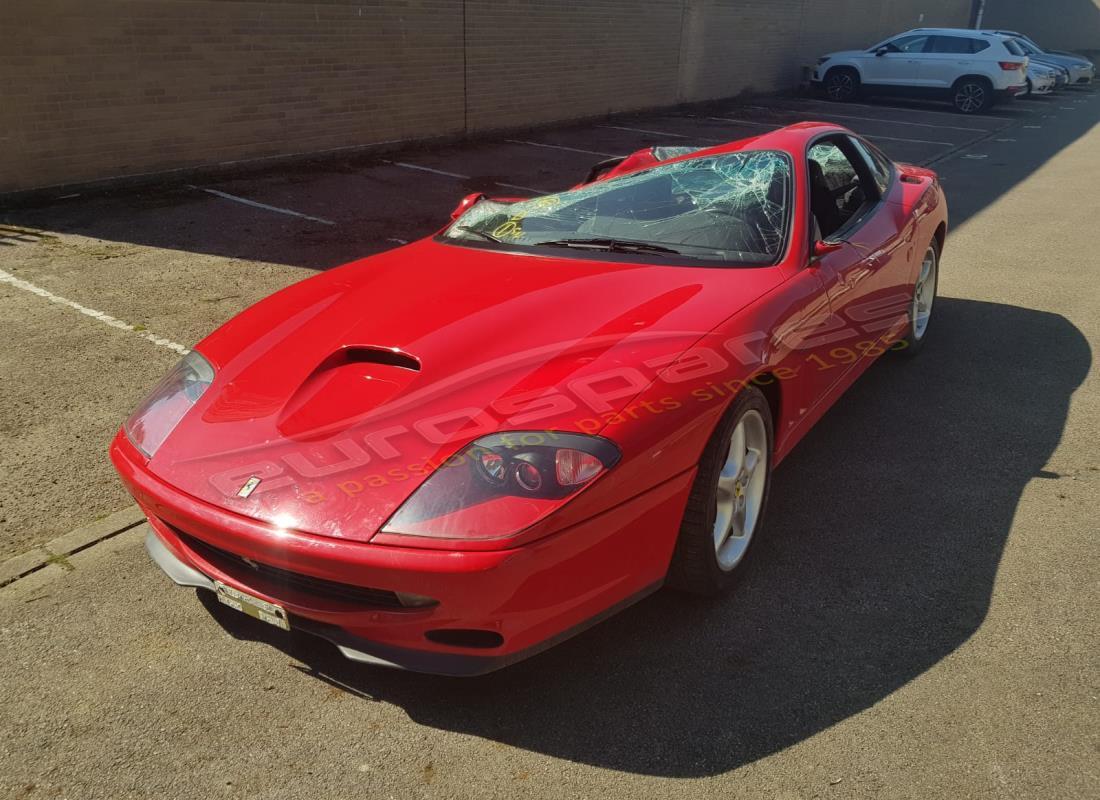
[
  {"left": 124, "top": 350, "right": 214, "bottom": 457},
  {"left": 380, "top": 431, "right": 621, "bottom": 541}
]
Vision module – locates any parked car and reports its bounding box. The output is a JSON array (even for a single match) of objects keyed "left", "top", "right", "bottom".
[
  {"left": 986, "top": 31, "right": 1096, "bottom": 85},
  {"left": 813, "top": 28, "right": 1028, "bottom": 113},
  {"left": 112, "top": 123, "right": 948, "bottom": 676},
  {"left": 1025, "top": 61, "right": 1059, "bottom": 96}
]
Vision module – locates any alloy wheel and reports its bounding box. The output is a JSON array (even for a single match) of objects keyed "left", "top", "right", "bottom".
[
  {"left": 713, "top": 409, "right": 768, "bottom": 571},
  {"left": 826, "top": 72, "right": 855, "bottom": 101},
  {"left": 954, "top": 82, "right": 986, "bottom": 113},
  {"left": 911, "top": 245, "right": 937, "bottom": 340}
]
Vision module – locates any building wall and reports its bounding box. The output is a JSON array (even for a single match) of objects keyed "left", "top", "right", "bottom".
[
  {"left": 980, "top": 0, "right": 1100, "bottom": 54},
  {"left": 1, "top": 0, "right": 971, "bottom": 194}
]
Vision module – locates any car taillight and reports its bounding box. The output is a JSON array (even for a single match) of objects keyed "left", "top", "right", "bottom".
[{"left": 999, "top": 61, "right": 1025, "bottom": 70}]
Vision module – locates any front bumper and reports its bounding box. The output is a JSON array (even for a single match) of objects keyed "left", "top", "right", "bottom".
[
  {"left": 113, "top": 433, "right": 692, "bottom": 676},
  {"left": 144, "top": 529, "right": 660, "bottom": 675}
]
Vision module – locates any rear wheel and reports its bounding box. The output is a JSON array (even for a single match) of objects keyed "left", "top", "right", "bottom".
[
  {"left": 952, "top": 77, "right": 993, "bottom": 113},
  {"left": 895, "top": 239, "right": 939, "bottom": 356},
  {"left": 824, "top": 67, "right": 860, "bottom": 102},
  {"left": 667, "top": 386, "right": 773, "bottom": 596}
]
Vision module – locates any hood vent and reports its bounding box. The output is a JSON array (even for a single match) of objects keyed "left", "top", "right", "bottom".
[{"left": 323, "top": 345, "right": 420, "bottom": 372}]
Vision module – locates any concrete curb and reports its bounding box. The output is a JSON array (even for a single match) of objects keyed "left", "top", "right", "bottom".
[{"left": 0, "top": 505, "right": 145, "bottom": 588}]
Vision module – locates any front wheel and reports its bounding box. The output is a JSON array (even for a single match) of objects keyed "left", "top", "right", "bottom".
[
  {"left": 895, "top": 239, "right": 939, "bottom": 356},
  {"left": 824, "top": 68, "right": 860, "bottom": 102},
  {"left": 952, "top": 78, "right": 993, "bottom": 113},
  {"left": 667, "top": 386, "right": 773, "bottom": 596}
]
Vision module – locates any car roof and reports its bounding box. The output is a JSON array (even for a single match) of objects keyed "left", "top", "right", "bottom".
[
  {"left": 596, "top": 123, "right": 854, "bottom": 182},
  {"left": 906, "top": 27, "right": 1004, "bottom": 38}
]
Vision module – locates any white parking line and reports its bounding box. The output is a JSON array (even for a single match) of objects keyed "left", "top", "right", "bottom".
[
  {"left": 866, "top": 133, "right": 954, "bottom": 146},
  {"left": 390, "top": 162, "right": 545, "bottom": 195},
  {"left": 391, "top": 162, "right": 468, "bottom": 180},
  {"left": 600, "top": 125, "right": 721, "bottom": 141},
  {"left": 506, "top": 139, "right": 617, "bottom": 157},
  {"left": 771, "top": 96, "right": 1031, "bottom": 121},
  {"left": 706, "top": 118, "right": 953, "bottom": 146},
  {"left": 738, "top": 106, "right": 989, "bottom": 132},
  {"left": 0, "top": 268, "right": 189, "bottom": 355},
  {"left": 191, "top": 186, "right": 335, "bottom": 226}
]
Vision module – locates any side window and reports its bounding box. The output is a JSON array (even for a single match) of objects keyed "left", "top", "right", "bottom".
[
  {"left": 849, "top": 137, "right": 891, "bottom": 196},
  {"left": 930, "top": 36, "right": 976, "bottom": 54},
  {"left": 889, "top": 34, "right": 931, "bottom": 54},
  {"left": 808, "top": 141, "right": 873, "bottom": 238},
  {"left": 971, "top": 39, "right": 991, "bottom": 53}
]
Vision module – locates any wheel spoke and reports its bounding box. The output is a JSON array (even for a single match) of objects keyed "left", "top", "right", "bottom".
[
  {"left": 727, "top": 422, "right": 746, "bottom": 476},
  {"left": 743, "top": 447, "right": 761, "bottom": 480},
  {"left": 717, "top": 473, "right": 738, "bottom": 499}
]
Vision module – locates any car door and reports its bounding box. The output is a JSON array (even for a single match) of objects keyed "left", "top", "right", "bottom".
[
  {"left": 862, "top": 33, "right": 932, "bottom": 87},
  {"left": 920, "top": 35, "right": 987, "bottom": 89},
  {"left": 802, "top": 137, "right": 905, "bottom": 377}
]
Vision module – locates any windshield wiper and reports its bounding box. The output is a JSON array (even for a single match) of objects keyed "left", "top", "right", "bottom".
[
  {"left": 534, "top": 237, "right": 683, "bottom": 256},
  {"left": 453, "top": 226, "right": 505, "bottom": 243}
]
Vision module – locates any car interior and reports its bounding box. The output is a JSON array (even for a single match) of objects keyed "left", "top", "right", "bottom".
[{"left": 808, "top": 137, "right": 880, "bottom": 240}]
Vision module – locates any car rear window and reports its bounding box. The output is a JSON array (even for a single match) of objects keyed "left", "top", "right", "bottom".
[
  {"left": 1004, "top": 38, "right": 1026, "bottom": 57},
  {"left": 443, "top": 150, "right": 793, "bottom": 265}
]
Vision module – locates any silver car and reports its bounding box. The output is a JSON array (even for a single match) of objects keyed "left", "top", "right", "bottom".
[{"left": 1025, "top": 62, "right": 1058, "bottom": 95}]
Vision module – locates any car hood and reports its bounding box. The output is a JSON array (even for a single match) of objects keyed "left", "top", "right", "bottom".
[
  {"left": 1032, "top": 53, "right": 1089, "bottom": 68},
  {"left": 823, "top": 50, "right": 868, "bottom": 61},
  {"left": 150, "top": 239, "right": 785, "bottom": 541}
]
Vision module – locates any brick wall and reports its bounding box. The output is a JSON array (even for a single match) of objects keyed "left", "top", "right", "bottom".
[
  {"left": 980, "top": 0, "right": 1100, "bottom": 54},
  {"left": 1, "top": 0, "right": 971, "bottom": 194}
]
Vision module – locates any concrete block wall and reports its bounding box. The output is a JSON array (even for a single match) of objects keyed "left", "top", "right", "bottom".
[{"left": 1, "top": 0, "right": 971, "bottom": 194}]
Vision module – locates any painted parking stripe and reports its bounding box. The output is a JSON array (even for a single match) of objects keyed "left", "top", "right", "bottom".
[
  {"left": 191, "top": 186, "right": 335, "bottom": 226},
  {"left": 0, "top": 268, "right": 189, "bottom": 354},
  {"left": 507, "top": 139, "right": 617, "bottom": 157},
  {"left": 390, "top": 162, "right": 545, "bottom": 195},
  {"left": 738, "top": 106, "right": 989, "bottom": 132},
  {"left": 391, "top": 162, "right": 469, "bottom": 180},
  {"left": 707, "top": 118, "right": 953, "bottom": 146},
  {"left": 770, "top": 96, "right": 1031, "bottom": 120},
  {"left": 600, "top": 125, "right": 722, "bottom": 141}
]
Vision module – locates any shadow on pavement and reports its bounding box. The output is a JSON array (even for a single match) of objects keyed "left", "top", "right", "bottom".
[{"left": 202, "top": 296, "right": 1090, "bottom": 777}]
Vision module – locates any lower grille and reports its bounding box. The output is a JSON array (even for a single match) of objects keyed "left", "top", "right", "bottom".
[{"left": 173, "top": 528, "right": 406, "bottom": 609}]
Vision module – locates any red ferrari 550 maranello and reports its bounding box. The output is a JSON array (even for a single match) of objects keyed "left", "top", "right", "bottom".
[{"left": 111, "top": 122, "right": 947, "bottom": 676}]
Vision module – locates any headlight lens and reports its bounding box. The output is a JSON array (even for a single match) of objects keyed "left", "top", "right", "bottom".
[
  {"left": 816, "top": 56, "right": 829, "bottom": 65},
  {"left": 381, "top": 431, "right": 621, "bottom": 540},
  {"left": 124, "top": 351, "right": 214, "bottom": 457}
]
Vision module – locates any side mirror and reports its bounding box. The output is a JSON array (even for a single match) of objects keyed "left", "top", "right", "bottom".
[
  {"left": 451, "top": 192, "right": 486, "bottom": 220},
  {"left": 811, "top": 240, "right": 844, "bottom": 260},
  {"left": 875, "top": 46, "right": 890, "bottom": 56}
]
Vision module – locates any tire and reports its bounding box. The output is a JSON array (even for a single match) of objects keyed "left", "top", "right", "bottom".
[
  {"left": 952, "top": 77, "right": 993, "bottom": 114},
  {"left": 894, "top": 238, "right": 939, "bottom": 357},
  {"left": 1024, "top": 78, "right": 1033, "bottom": 97},
  {"left": 667, "top": 386, "right": 774, "bottom": 596},
  {"left": 824, "top": 67, "right": 860, "bottom": 102}
]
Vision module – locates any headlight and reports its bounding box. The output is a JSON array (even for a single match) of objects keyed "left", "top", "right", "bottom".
[
  {"left": 381, "top": 431, "right": 621, "bottom": 540},
  {"left": 816, "top": 56, "right": 829, "bottom": 65},
  {"left": 124, "top": 351, "right": 214, "bottom": 457}
]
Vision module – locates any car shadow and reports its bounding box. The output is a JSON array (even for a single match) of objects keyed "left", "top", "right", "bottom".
[{"left": 199, "top": 295, "right": 1090, "bottom": 777}]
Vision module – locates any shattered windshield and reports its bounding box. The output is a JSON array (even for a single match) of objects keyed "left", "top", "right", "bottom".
[{"left": 443, "top": 150, "right": 792, "bottom": 265}]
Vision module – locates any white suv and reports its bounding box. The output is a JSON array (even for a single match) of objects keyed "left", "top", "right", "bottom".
[{"left": 812, "top": 28, "right": 1029, "bottom": 113}]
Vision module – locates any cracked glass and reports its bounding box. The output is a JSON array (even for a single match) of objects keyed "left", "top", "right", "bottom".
[{"left": 444, "top": 150, "right": 792, "bottom": 265}]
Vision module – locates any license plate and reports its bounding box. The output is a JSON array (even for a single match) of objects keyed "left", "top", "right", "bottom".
[{"left": 214, "top": 581, "right": 290, "bottom": 631}]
